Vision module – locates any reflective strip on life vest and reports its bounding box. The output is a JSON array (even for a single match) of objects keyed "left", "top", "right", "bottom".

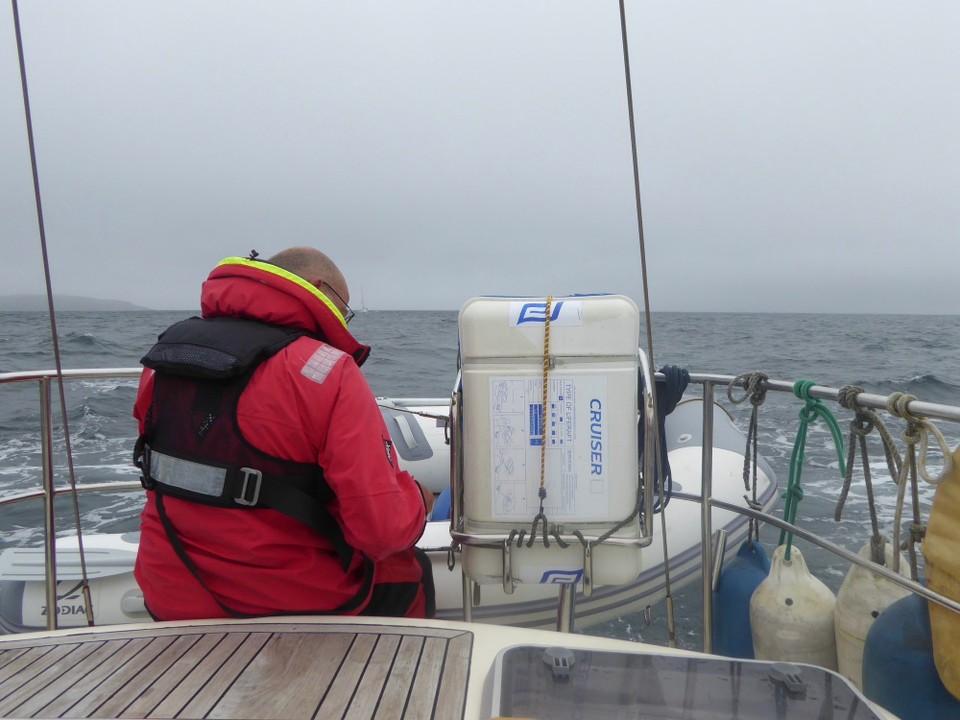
[{"left": 150, "top": 451, "right": 229, "bottom": 497}]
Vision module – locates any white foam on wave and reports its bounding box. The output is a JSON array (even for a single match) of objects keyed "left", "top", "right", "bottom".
[
  {"left": 0, "top": 435, "right": 42, "bottom": 463},
  {"left": 75, "top": 378, "right": 139, "bottom": 392}
]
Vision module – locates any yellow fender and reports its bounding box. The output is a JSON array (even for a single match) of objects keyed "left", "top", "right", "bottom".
[{"left": 925, "top": 445, "right": 960, "bottom": 701}]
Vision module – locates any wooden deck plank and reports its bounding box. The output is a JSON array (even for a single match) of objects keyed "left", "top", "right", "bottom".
[
  {"left": 0, "top": 644, "right": 71, "bottom": 694},
  {"left": 14, "top": 638, "right": 154, "bottom": 718},
  {"left": 402, "top": 637, "right": 447, "bottom": 719},
  {"left": 179, "top": 632, "right": 272, "bottom": 718},
  {"left": 316, "top": 633, "right": 377, "bottom": 718},
  {"left": 0, "top": 647, "right": 52, "bottom": 700},
  {"left": 118, "top": 634, "right": 215, "bottom": 719},
  {"left": 47, "top": 637, "right": 170, "bottom": 717},
  {"left": 63, "top": 636, "right": 178, "bottom": 718},
  {"left": 343, "top": 634, "right": 401, "bottom": 720},
  {"left": 0, "top": 646, "right": 30, "bottom": 673},
  {"left": 0, "top": 622, "right": 473, "bottom": 719},
  {"left": 433, "top": 632, "right": 472, "bottom": 720},
  {"left": 364, "top": 635, "right": 424, "bottom": 720},
  {"left": 149, "top": 632, "right": 252, "bottom": 719},
  {"left": 0, "top": 641, "right": 104, "bottom": 716},
  {"left": 206, "top": 632, "right": 354, "bottom": 720}
]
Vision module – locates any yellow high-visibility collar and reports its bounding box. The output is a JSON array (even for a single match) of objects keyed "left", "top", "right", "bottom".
[{"left": 216, "top": 256, "right": 348, "bottom": 328}]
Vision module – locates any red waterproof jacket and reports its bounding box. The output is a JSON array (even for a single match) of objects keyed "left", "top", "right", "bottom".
[{"left": 134, "top": 257, "right": 427, "bottom": 620}]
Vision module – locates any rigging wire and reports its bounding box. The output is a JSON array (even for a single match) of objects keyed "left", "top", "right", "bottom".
[
  {"left": 11, "top": 0, "right": 95, "bottom": 627},
  {"left": 617, "top": 0, "right": 674, "bottom": 645},
  {"left": 618, "top": 0, "right": 657, "bottom": 378}
]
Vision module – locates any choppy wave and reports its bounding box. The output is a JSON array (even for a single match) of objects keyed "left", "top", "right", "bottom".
[
  {"left": 63, "top": 332, "right": 101, "bottom": 347},
  {"left": 864, "top": 374, "right": 960, "bottom": 405},
  {"left": 2, "top": 309, "right": 959, "bottom": 650}
]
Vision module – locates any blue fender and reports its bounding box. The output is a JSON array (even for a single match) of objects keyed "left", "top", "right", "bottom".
[
  {"left": 430, "top": 487, "right": 452, "bottom": 522},
  {"left": 712, "top": 539, "right": 770, "bottom": 658},
  {"left": 862, "top": 592, "right": 960, "bottom": 719}
]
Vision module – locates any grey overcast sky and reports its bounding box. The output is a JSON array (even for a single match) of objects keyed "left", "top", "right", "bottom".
[{"left": 2, "top": 2, "right": 957, "bottom": 313}]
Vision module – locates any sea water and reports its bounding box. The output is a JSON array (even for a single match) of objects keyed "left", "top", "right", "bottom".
[{"left": 1, "top": 309, "right": 959, "bottom": 648}]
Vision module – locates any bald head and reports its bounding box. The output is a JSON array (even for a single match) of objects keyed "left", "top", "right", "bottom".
[{"left": 268, "top": 246, "right": 351, "bottom": 313}]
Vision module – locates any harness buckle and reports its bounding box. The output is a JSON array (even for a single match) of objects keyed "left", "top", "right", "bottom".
[
  {"left": 235, "top": 467, "right": 262, "bottom": 506},
  {"left": 135, "top": 441, "right": 155, "bottom": 490}
]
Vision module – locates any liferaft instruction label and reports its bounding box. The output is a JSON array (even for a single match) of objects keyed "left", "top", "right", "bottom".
[{"left": 489, "top": 375, "right": 608, "bottom": 521}]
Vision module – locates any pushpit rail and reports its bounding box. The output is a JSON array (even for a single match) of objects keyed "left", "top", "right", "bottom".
[
  {"left": 3, "top": 367, "right": 960, "bottom": 643},
  {"left": 0, "top": 368, "right": 143, "bottom": 630},
  {"left": 690, "top": 373, "right": 960, "bottom": 653}
]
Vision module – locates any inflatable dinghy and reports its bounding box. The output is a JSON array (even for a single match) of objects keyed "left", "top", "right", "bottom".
[{"left": 0, "top": 396, "right": 777, "bottom": 632}]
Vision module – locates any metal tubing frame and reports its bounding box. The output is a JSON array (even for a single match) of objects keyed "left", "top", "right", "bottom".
[
  {"left": 710, "top": 529, "right": 727, "bottom": 594},
  {"left": 638, "top": 347, "right": 657, "bottom": 540},
  {"left": 461, "top": 573, "right": 473, "bottom": 623},
  {"left": 557, "top": 583, "right": 576, "bottom": 633},
  {"left": 39, "top": 377, "right": 57, "bottom": 630},
  {"left": 699, "top": 381, "right": 715, "bottom": 653},
  {"left": 449, "top": 530, "right": 653, "bottom": 550},
  {"left": 449, "top": 373, "right": 463, "bottom": 543}
]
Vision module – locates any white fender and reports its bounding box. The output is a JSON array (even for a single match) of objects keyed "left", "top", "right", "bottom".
[
  {"left": 750, "top": 544, "right": 838, "bottom": 670},
  {"left": 834, "top": 541, "right": 910, "bottom": 689}
]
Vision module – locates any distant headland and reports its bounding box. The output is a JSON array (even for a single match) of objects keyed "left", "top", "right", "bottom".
[{"left": 0, "top": 294, "right": 152, "bottom": 312}]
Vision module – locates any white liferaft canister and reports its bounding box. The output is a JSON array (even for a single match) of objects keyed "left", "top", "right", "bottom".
[{"left": 458, "top": 295, "right": 642, "bottom": 587}]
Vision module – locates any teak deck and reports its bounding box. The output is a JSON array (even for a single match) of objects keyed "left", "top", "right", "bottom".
[{"left": 0, "top": 622, "right": 472, "bottom": 719}]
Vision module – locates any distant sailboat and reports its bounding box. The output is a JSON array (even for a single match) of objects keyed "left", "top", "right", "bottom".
[{"left": 360, "top": 284, "right": 369, "bottom": 312}]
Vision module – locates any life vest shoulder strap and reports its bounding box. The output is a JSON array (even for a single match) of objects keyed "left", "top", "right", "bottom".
[{"left": 141, "top": 316, "right": 309, "bottom": 379}]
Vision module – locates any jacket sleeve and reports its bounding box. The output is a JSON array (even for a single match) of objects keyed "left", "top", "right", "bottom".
[{"left": 316, "top": 360, "right": 427, "bottom": 560}]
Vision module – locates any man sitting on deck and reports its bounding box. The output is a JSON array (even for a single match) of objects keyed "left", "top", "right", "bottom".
[{"left": 133, "top": 248, "right": 435, "bottom": 620}]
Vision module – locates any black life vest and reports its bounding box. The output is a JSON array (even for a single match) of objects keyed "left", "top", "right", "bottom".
[{"left": 134, "top": 316, "right": 355, "bottom": 570}]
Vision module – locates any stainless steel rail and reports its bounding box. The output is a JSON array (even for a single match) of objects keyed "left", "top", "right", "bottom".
[
  {"left": 0, "top": 481, "right": 143, "bottom": 508},
  {"left": 688, "top": 372, "right": 960, "bottom": 653},
  {"left": 710, "top": 497, "right": 960, "bottom": 617},
  {"left": 690, "top": 372, "right": 960, "bottom": 423},
  {"left": 0, "top": 368, "right": 143, "bottom": 384},
  {"left": 699, "top": 381, "right": 716, "bottom": 651},
  {"left": 1, "top": 368, "right": 142, "bottom": 629},
  {"left": 2, "top": 367, "right": 959, "bottom": 645}
]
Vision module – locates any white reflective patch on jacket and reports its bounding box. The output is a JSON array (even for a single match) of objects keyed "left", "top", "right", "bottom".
[{"left": 301, "top": 344, "right": 345, "bottom": 384}]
